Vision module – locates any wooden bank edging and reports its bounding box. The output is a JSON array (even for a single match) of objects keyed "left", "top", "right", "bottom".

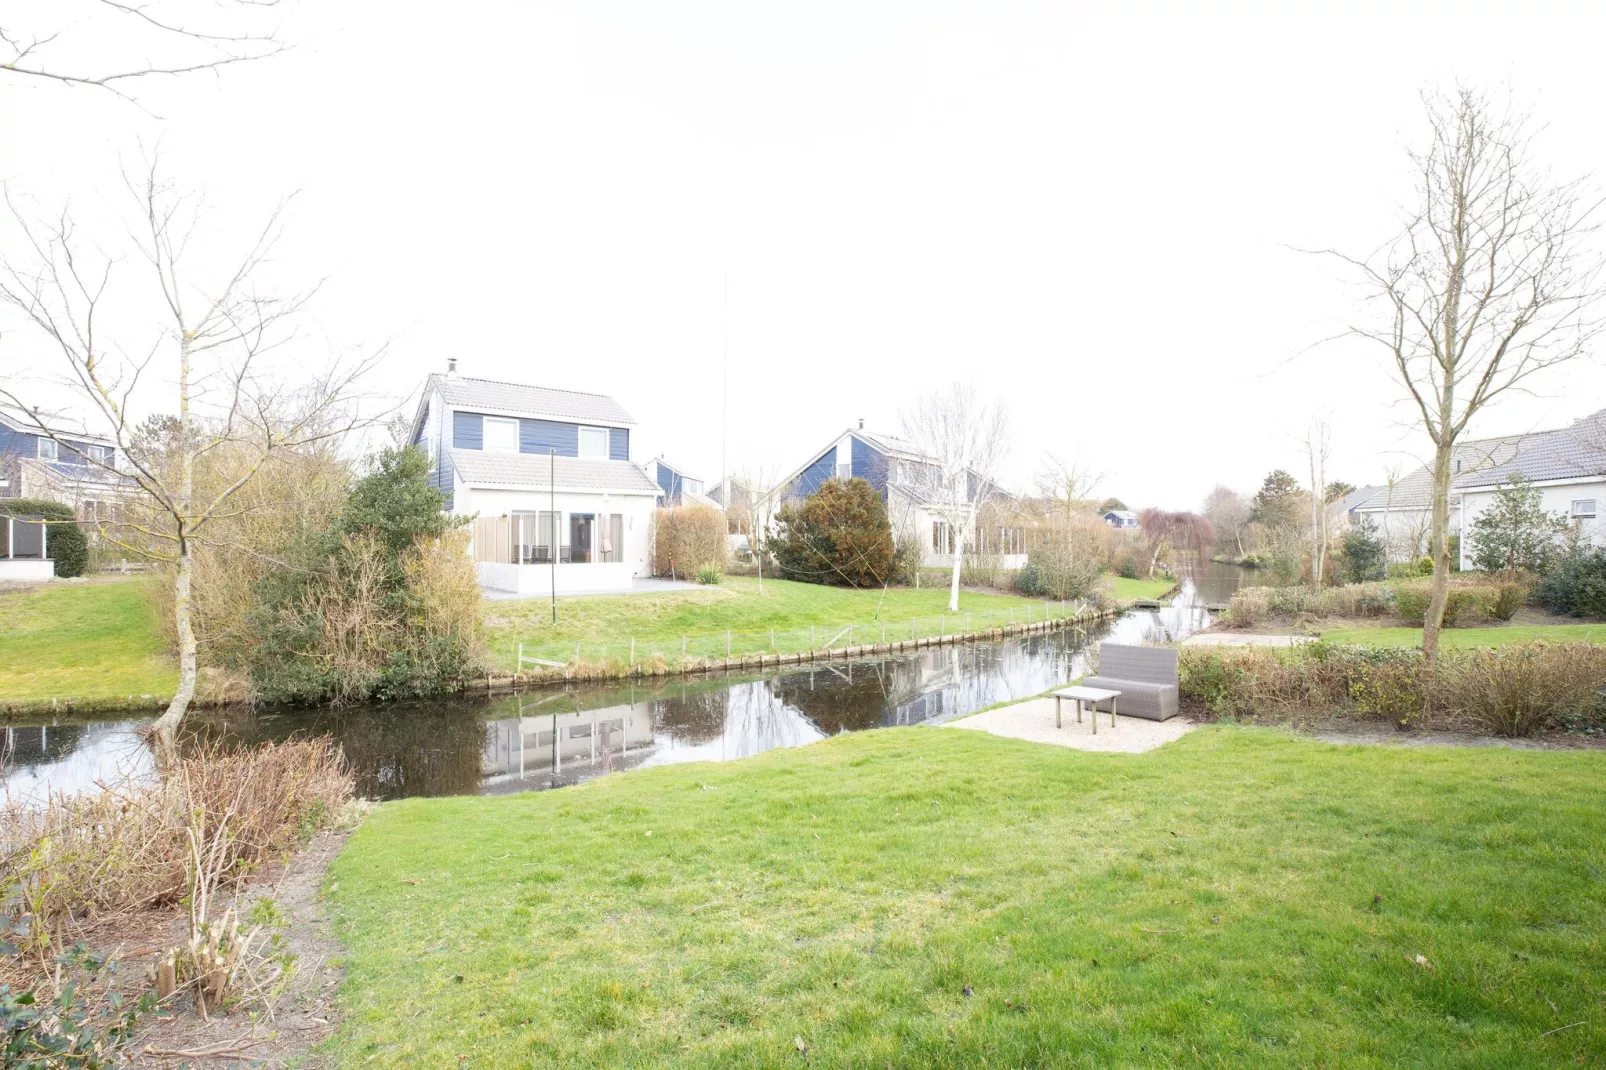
[{"left": 478, "top": 601, "right": 1135, "bottom": 694}]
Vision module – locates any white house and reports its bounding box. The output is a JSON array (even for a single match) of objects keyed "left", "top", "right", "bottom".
[
  {"left": 409, "top": 365, "right": 662, "bottom": 596},
  {"left": 1102, "top": 509, "right": 1139, "bottom": 530},
  {"left": 1349, "top": 408, "right": 1606, "bottom": 566},
  {"left": 769, "top": 423, "right": 1025, "bottom": 569}
]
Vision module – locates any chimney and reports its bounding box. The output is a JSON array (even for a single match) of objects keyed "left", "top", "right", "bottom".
[
  {"left": 446, "top": 358, "right": 458, "bottom": 376},
  {"left": 858, "top": 418, "right": 864, "bottom": 430}
]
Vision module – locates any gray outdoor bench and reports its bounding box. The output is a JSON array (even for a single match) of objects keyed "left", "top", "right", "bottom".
[{"left": 1081, "top": 642, "right": 1179, "bottom": 721}]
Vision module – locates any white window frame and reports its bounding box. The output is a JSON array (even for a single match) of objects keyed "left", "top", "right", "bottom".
[
  {"left": 36, "top": 438, "right": 57, "bottom": 462},
  {"left": 483, "top": 416, "right": 519, "bottom": 453},
  {"left": 578, "top": 426, "right": 610, "bottom": 459},
  {"left": 1573, "top": 499, "right": 1598, "bottom": 519}
]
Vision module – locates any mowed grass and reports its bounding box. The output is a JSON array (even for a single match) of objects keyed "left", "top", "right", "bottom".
[
  {"left": 486, "top": 574, "right": 1175, "bottom": 668},
  {"left": 1323, "top": 622, "right": 1606, "bottom": 649},
  {"left": 327, "top": 728, "right": 1606, "bottom": 1067},
  {"left": 0, "top": 579, "right": 175, "bottom": 702}
]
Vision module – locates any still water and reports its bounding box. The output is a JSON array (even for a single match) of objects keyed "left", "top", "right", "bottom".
[{"left": 3, "top": 561, "right": 1250, "bottom": 801}]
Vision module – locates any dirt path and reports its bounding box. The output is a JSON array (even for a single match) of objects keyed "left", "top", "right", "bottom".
[{"left": 131, "top": 827, "right": 352, "bottom": 1068}]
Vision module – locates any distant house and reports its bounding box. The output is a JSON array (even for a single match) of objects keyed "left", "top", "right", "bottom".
[
  {"left": 770, "top": 422, "right": 1024, "bottom": 569},
  {"left": 1349, "top": 408, "right": 1606, "bottom": 566},
  {"left": 1102, "top": 509, "right": 1139, "bottom": 530},
  {"left": 643, "top": 457, "right": 716, "bottom": 508},
  {"left": 0, "top": 411, "right": 127, "bottom": 520},
  {"left": 408, "top": 364, "right": 661, "bottom": 595}
]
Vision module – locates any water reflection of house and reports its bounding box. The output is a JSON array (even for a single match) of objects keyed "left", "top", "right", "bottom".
[{"left": 480, "top": 701, "right": 655, "bottom": 791}]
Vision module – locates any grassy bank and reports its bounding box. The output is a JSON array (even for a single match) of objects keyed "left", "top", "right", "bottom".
[
  {"left": 0, "top": 578, "right": 175, "bottom": 704},
  {"left": 1323, "top": 622, "right": 1606, "bottom": 648},
  {"left": 486, "top": 574, "right": 1171, "bottom": 669},
  {"left": 326, "top": 728, "right": 1606, "bottom": 1067}
]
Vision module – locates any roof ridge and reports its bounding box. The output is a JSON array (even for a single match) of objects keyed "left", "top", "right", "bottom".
[{"left": 441, "top": 374, "right": 621, "bottom": 402}]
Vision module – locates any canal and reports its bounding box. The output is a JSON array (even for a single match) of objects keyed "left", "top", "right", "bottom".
[{"left": 2, "top": 560, "right": 1252, "bottom": 801}]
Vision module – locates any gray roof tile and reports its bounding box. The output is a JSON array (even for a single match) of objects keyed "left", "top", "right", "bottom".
[
  {"left": 428, "top": 374, "right": 637, "bottom": 426},
  {"left": 449, "top": 449, "right": 661, "bottom": 495}
]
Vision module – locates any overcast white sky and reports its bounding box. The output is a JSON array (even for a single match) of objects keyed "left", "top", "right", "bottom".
[{"left": 5, "top": 1, "right": 1606, "bottom": 507}]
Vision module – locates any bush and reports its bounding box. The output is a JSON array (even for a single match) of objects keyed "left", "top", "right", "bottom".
[
  {"left": 247, "top": 448, "right": 484, "bottom": 704},
  {"left": 1179, "top": 641, "right": 1606, "bottom": 736},
  {"left": 0, "top": 498, "right": 87, "bottom": 578},
  {"left": 651, "top": 506, "right": 727, "bottom": 579},
  {"left": 772, "top": 479, "right": 894, "bottom": 587},
  {"left": 0, "top": 740, "right": 352, "bottom": 953},
  {"left": 697, "top": 563, "right": 722, "bottom": 585},
  {"left": 1489, "top": 581, "right": 1528, "bottom": 622},
  {"left": 1338, "top": 518, "right": 1387, "bottom": 583},
  {"left": 1534, "top": 547, "right": 1606, "bottom": 618},
  {"left": 1018, "top": 514, "right": 1107, "bottom": 600},
  {"left": 890, "top": 536, "right": 923, "bottom": 587},
  {"left": 1221, "top": 582, "right": 1396, "bottom": 628},
  {"left": 1117, "top": 556, "right": 1139, "bottom": 580},
  {"left": 1394, "top": 582, "right": 1493, "bottom": 627}
]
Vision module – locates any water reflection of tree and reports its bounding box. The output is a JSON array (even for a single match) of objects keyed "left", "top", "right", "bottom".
[
  {"left": 1, "top": 723, "right": 89, "bottom": 766},
  {"left": 186, "top": 700, "right": 492, "bottom": 800}
]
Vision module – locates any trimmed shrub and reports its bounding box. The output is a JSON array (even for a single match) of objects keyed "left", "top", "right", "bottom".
[
  {"left": 1221, "top": 582, "right": 1395, "bottom": 628},
  {"left": 651, "top": 506, "right": 727, "bottom": 579},
  {"left": 772, "top": 478, "right": 894, "bottom": 587},
  {"left": 1394, "top": 582, "right": 1492, "bottom": 626},
  {"left": 1489, "top": 581, "right": 1529, "bottom": 622},
  {"left": 1179, "top": 641, "right": 1606, "bottom": 736},
  {"left": 1534, "top": 547, "right": 1606, "bottom": 618},
  {"left": 0, "top": 498, "right": 87, "bottom": 577}
]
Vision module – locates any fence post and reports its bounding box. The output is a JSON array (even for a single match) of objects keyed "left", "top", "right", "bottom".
[
  {"left": 681, "top": 636, "right": 687, "bottom": 661},
  {"left": 810, "top": 624, "right": 815, "bottom": 648},
  {"left": 574, "top": 641, "right": 580, "bottom": 663},
  {"left": 910, "top": 618, "right": 915, "bottom": 640},
  {"left": 988, "top": 609, "right": 992, "bottom": 630},
  {"left": 939, "top": 614, "right": 943, "bottom": 636},
  {"left": 630, "top": 638, "right": 635, "bottom": 668},
  {"left": 848, "top": 624, "right": 853, "bottom": 646},
  {"left": 881, "top": 621, "right": 886, "bottom": 644},
  {"left": 770, "top": 628, "right": 775, "bottom": 651},
  {"left": 517, "top": 642, "right": 523, "bottom": 669},
  {"left": 726, "top": 630, "right": 731, "bottom": 658},
  {"left": 966, "top": 613, "right": 970, "bottom": 633}
]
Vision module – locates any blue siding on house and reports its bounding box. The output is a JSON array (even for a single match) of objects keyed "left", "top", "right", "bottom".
[
  {"left": 794, "top": 447, "right": 837, "bottom": 499},
  {"left": 0, "top": 419, "right": 108, "bottom": 469},
  {"left": 519, "top": 418, "right": 579, "bottom": 457},
  {"left": 453, "top": 411, "right": 483, "bottom": 450},
  {"left": 654, "top": 464, "right": 677, "bottom": 497},
  {"left": 851, "top": 436, "right": 887, "bottom": 495},
  {"left": 609, "top": 427, "right": 629, "bottom": 461}
]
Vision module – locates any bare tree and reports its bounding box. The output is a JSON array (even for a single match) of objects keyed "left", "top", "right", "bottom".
[
  {"left": 900, "top": 384, "right": 1009, "bottom": 612},
  {"left": 736, "top": 466, "right": 784, "bottom": 594},
  {"left": 1034, "top": 452, "right": 1102, "bottom": 520},
  {"left": 1323, "top": 87, "right": 1606, "bottom": 658},
  {"left": 1305, "top": 420, "right": 1331, "bottom": 591},
  {"left": 1, "top": 0, "right": 284, "bottom": 103},
  {"left": 1201, "top": 485, "right": 1250, "bottom": 557},
  {"left": 0, "top": 162, "right": 382, "bottom": 765}
]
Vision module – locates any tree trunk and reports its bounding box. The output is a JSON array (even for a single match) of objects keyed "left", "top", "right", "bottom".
[
  {"left": 150, "top": 539, "right": 196, "bottom": 767},
  {"left": 1422, "top": 440, "right": 1455, "bottom": 660},
  {"left": 947, "top": 519, "right": 963, "bottom": 613}
]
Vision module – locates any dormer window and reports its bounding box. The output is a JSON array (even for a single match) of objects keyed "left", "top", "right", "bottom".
[
  {"left": 483, "top": 417, "right": 519, "bottom": 453},
  {"left": 37, "top": 438, "right": 57, "bottom": 462},
  {"left": 579, "top": 426, "right": 609, "bottom": 459}
]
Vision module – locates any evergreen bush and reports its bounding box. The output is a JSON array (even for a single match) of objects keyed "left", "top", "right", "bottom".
[
  {"left": 772, "top": 478, "right": 894, "bottom": 587},
  {"left": 0, "top": 498, "right": 87, "bottom": 577}
]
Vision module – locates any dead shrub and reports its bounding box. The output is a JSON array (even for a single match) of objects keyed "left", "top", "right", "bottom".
[
  {"left": 0, "top": 739, "right": 353, "bottom": 963},
  {"left": 1179, "top": 641, "right": 1606, "bottom": 736},
  {"left": 652, "top": 506, "right": 727, "bottom": 579}
]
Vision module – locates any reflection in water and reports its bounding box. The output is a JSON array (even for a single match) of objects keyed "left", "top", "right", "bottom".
[{"left": 3, "top": 561, "right": 1249, "bottom": 801}]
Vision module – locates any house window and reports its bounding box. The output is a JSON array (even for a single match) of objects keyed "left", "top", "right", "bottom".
[
  {"left": 36, "top": 438, "right": 57, "bottom": 462},
  {"left": 932, "top": 520, "right": 952, "bottom": 554},
  {"left": 512, "top": 511, "right": 560, "bottom": 563},
  {"left": 1574, "top": 499, "right": 1598, "bottom": 519},
  {"left": 683, "top": 478, "right": 703, "bottom": 497},
  {"left": 600, "top": 514, "right": 623, "bottom": 563},
  {"left": 579, "top": 427, "right": 609, "bottom": 459},
  {"left": 569, "top": 513, "right": 595, "bottom": 563},
  {"left": 89, "top": 445, "right": 114, "bottom": 466},
  {"left": 483, "top": 417, "right": 519, "bottom": 453}
]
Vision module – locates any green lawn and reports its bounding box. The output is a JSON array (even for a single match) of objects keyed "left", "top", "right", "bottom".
[
  {"left": 1323, "top": 622, "right": 1606, "bottom": 649},
  {"left": 327, "top": 728, "right": 1606, "bottom": 1068},
  {"left": 0, "top": 579, "right": 175, "bottom": 703},
  {"left": 488, "top": 574, "right": 1173, "bottom": 668}
]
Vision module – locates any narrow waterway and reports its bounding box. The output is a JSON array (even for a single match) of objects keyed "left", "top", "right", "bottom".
[{"left": 2, "top": 561, "right": 1252, "bottom": 801}]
